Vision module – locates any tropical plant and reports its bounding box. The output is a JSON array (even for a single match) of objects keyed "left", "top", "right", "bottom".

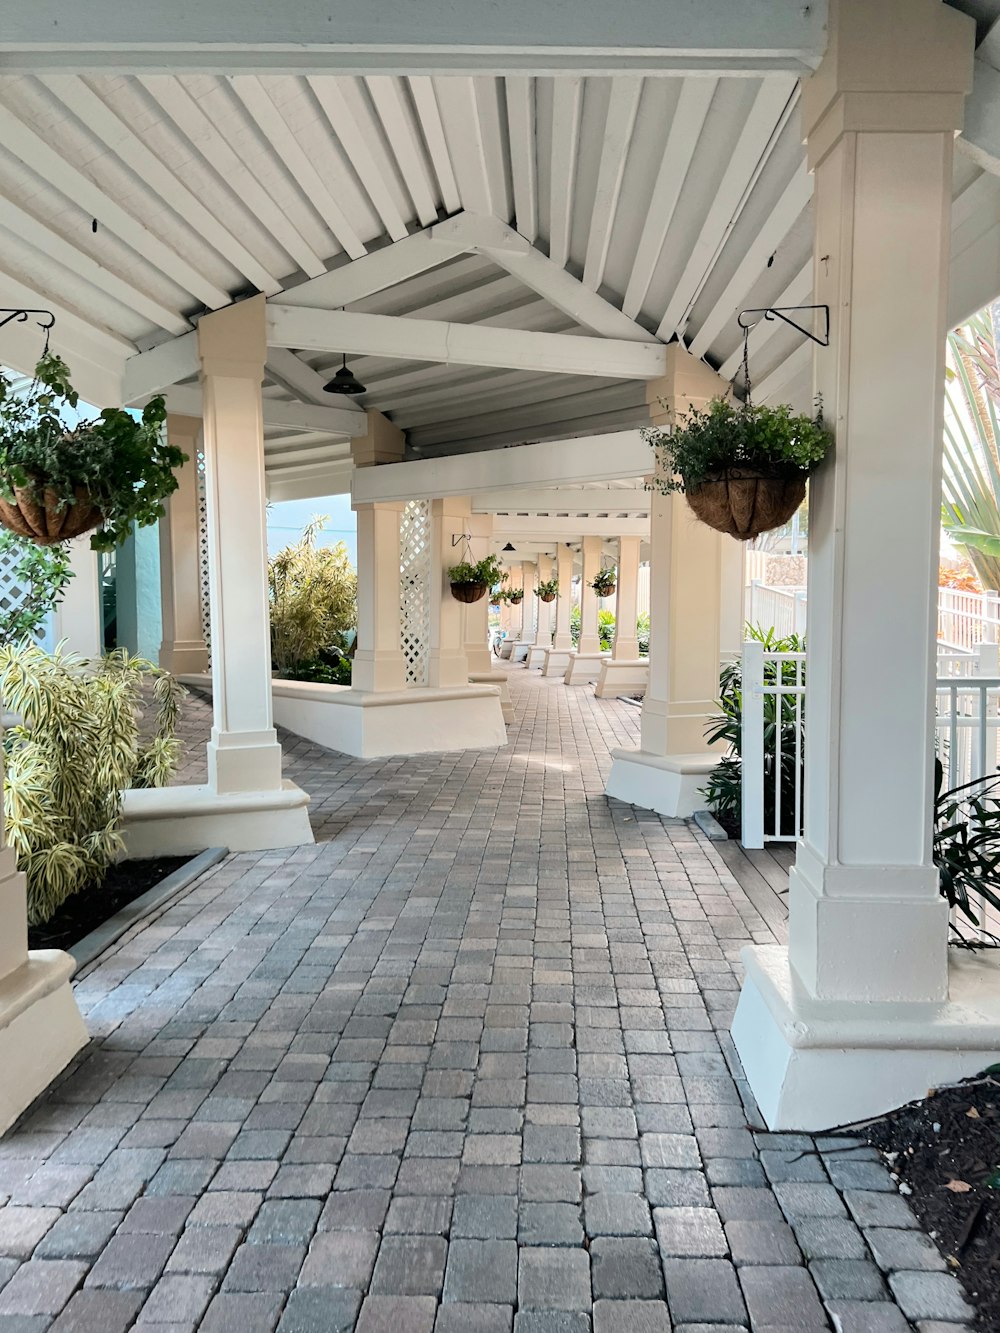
[
  {"left": 0, "top": 531, "right": 74, "bottom": 642},
  {"left": 284, "top": 653, "right": 352, "bottom": 687},
  {"left": 536, "top": 579, "right": 559, "bottom": 601},
  {"left": 0, "top": 353, "right": 181, "bottom": 551},
  {"left": 942, "top": 305, "right": 1000, "bottom": 591},
  {"left": 934, "top": 759, "right": 1000, "bottom": 946},
  {"left": 701, "top": 626, "right": 805, "bottom": 837},
  {"left": 637, "top": 611, "right": 650, "bottom": 657},
  {"left": 591, "top": 567, "right": 617, "bottom": 597},
  {"left": 1, "top": 643, "right": 185, "bottom": 924},
  {"left": 269, "top": 516, "right": 357, "bottom": 676},
  {"left": 447, "top": 555, "right": 506, "bottom": 587}
]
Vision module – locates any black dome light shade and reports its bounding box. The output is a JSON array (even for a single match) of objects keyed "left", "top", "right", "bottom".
[
  {"left": 324, "top": 354, "right": 366, "bottom": 395},
  {"left": 502, "top": 542, "right": 516, "bottom": 552}
]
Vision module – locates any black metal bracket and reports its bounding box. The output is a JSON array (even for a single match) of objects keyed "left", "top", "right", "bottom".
[
  {"left": 738, "top": 303, "right": 830, "bottom": 348},
  {"left": 0, "top": 308, "right": 56, "bottom": 334}
]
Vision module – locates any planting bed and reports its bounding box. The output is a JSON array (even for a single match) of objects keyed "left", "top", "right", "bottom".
[{"left": 28, "top": 855, "right": 191, "bottom": 951}]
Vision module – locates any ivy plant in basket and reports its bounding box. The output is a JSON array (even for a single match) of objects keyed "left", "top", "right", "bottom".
[
  {"left": 447, "top": 554, "right": 506, "bottom": 604},
  {"left": 591, "top": 567, "right": 617, "bottom": 597},
  {"left": 0, "top": 353, "right": 182, "bottom": 550},
  {"left": 507, "top": 587, "right": 524, "bottom": 604},
  {"left": 535, "top": 578, "right": 559, "bottom": 603},
  {"left": 645, "top": 397, "right": 831, "bottom": 541}
]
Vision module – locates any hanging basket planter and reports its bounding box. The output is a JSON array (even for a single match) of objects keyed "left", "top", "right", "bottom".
[
  {"left": 685, "top": 469, "right": 808, "bottom": 543},
  {"left": 450, "top": 580, "right": 489, "bottom": 604},
  {"left": 508, "top": 589, "right": 524, "bottom": 604},
  {"left": 535, "top": 579, "right": 559, "bottom": 604},
  {"left": 538, "top": 592, "right": 556, "bottom": 603},
  {"left": 645, "top": 398, "right": 831, "bottom": 542},
  {"left": 0, "top": 481, "right": 103, "bottom": 546},
  {"left": 591, "top": 571, "right": 617, "bottom": 598}
]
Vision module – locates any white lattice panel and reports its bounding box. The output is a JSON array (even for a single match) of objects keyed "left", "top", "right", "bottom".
[
  {"left": 196, "top": 448, "right": 212, "bottom": 662},
  {"left": 399, "top": 499, "right": 431, "bottom": 686},
  {"left": 0, "top": 554, "right": 35, "bottom": 636}
]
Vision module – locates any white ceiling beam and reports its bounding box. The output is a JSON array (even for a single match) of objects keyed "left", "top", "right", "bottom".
[
  {"left": 718, "top": 260, "right": 812, "bottom": 381},
  {"left": 433, "top": 77, "right": 495, "bottom": 217},
  {"left": 505, "top": 76, "right": 538, "bottom": 243},
  {"left": 0, "top": 194, "right": 189, "bottom": 335},
  {"left": 688, "top": 163, "right": 812, "bottom": 360},
  {"left": 411, "top": 383, "right": 645, "bottom": 445},
  {"left": 308, "top": 78, "right": 409, "bottom": 241},
  {"left": 0, "top": 2, "right": 826, "bottom": 75},
  {"left": 548, "top": 78, "right": 583, "bottom": 269},
  {"left": 583, "top": 78, "right": 643, "bottom": 293},
  {"left": 124, "top": 331, "right": 198, "bottom": 402},
  {"left": 487, "top": 515, "right": 649, "bottom": 538},
  {"left": 949, "top": 171, "right": 1000, "bottom": 327},
  {"left": 408, "top": 77, "right": 461, "bottom": 216},
  {"left": 353, "top": 429, "right": 654, "bottom": 503},
  {"left": 267, "top": 461, "right": 353, "bottom": 503},
  {"left": 264, "top": 434, "right": 341, "bottom": 456},
  {"left": 164, "top": 383, "right": 366, "bottom": 436},
  {"left": 278, "top": 230, "right": 453, "bottom": 310},
  {"left": 658, "top": 78, "right": 798, "bottom": 340},
  {"left": 139, "top": 76, "right": 326, "bottom": 278},
  {"left": 429, "top": 214, "right": 656, "bottom": 341},
  {"left": 266, "top": 305, "right": 667, "bottom": 378},
  {"left": 622, "top": 78, "right": 717, "bottom": 319},
  {"left": 265, "top": 346, "right": 356, "bottom": 407},
  {"left": 411, "top": 403, "right": 649, "bottom": 455},
  {"left": 960, "top": 46, "right": 1000, "bottom": 178},
  {"left": 0, "top": 110, "right": 229, "bottom": 310},
  {"left": 753, "top": 340, "right": 811, "bottom": 405},
  {"left": 364, "top": 77, "right": 439, "bottom": 229},
  {"left": 40, "top": 76, "right": 284, "bottom": 297},
  {"left": 227, "top": 77, "right": 367, "bottom": 259},
  {"left": 472, "top": 488, "right": 650, "bottom": 514}
]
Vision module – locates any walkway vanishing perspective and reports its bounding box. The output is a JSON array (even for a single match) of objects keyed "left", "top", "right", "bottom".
[{"left": 0, "top": 667, "right": 974, "bottom": 1331}]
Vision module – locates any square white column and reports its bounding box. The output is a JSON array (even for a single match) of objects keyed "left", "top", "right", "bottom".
[
  {"left": 552, "top": 544, "right": 575, "bottom": 651},
  {"left": 352, "top": 502, "right": 408, "bottom": 692},
  {"left": 158, "top": 414, "right": 209, "bottom": 675},
  {"left": 198, "top": 295, "right": 283, "bottom": 794},
  {"left": 463, "top": 513, "right": 494, "bottom": 674},
  {"left": 577, "top": 536, "right": 604, "bottom": 656},
  {"left": 519, "top": 561, "right": 537, "bottom": 643},
  {"left": 52, "top": 537, "right": 103, "bottom": 661},
  {"left": 535, "top": 554, "right": 554, "bottom": 646},
  {"left": 611, "top": 536, "right": 642, "bottom": 660},
  {"left": 428, "top": 496, "right": 472, "bottom": 688}
]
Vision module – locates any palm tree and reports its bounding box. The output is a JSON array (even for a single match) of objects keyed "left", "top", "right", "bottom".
[{"left": 942, "top": 304, "right": 1000, "bottom": 591}]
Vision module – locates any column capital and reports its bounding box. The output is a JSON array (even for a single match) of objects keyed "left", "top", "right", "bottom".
[
  {"left": 351, "top": 411, "right": 405, "bottom": 468},
  {"left": 646, "top": 345, "right": 728, "bottom": 427},
  {"left": 197, "top": 294, "right": 267, "bottom": 380},
  {"left": 801, "top": 0, "right": 974, "bottom": 169}
]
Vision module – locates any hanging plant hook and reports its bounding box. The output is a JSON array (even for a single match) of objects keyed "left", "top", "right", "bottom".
[
  {"left": 0, "top": 308, "right": 56, "bottom": 334},
  {"left": 737, "top": 304, "right": 830, "bottom": 348}
]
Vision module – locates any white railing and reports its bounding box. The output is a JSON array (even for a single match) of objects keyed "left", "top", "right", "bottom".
[
  {"left": 936, "top": 677, "right": 1000, "bottom": 794},
  {"left": 745, "top": 581, "right": 807, "bottom": 640},
  {"left": 938, "top": 587, "right": 1000, "bottom": 651},
  {"left": 740, "top": 641, "right": 806, "bottom": 848}
]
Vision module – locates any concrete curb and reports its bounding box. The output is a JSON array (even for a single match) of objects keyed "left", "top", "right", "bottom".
[
  {"left": 69, "top": 846, "right": 229, "bottom": 971},
  {"left": 693, "top": 809, "right": 729, "bottom": 841}
]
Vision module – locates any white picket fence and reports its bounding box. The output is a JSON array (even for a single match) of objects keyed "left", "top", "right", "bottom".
[
  {"left": 745, "top": 581, "right": 807, "bottom": 640},
  {"left": 740, "top": 639, "right": 1000, "bottom": 849}
]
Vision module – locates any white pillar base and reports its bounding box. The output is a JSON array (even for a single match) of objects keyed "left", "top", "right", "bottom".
[
  {"left": 498, "top": 641, "right": 515, "bottom": 660},
  {"left": 0, "top": 952, "right": 88, "bottom": 1135},
  {"left": 526, "top": 645, "right": 548, "bottom": 669},
  {"left": 564, "top": 651, "right": 611, "bottom": 685},
  {"left": 542, "top": 648, "right": 574, "bottom": 677},
  {"left": 159, "top": 641, "right": 210, "bottom": 675},
  {"left": 594, "top": 659, "right": 650, "bottom": 698},
  {"left": 510, "top": 641, "right": 532, "bottom": 663},
  {"left": 122, "top": 782, "right": 313, "bottom": 856},
  {"left": 733, "top": 944, "right": 1000, "bottom": 1131},
  {"left": 271, "top": 682, "right": 507, "bottom": 759},
  {"left": 470, "top": 671, "right": 514, "bottom": 724},
  {"left": 605, "top": 748, "right": 718, "bottom": 818}
]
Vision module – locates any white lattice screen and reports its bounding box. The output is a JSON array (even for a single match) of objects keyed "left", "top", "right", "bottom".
[
  {"left": 196, "top": 448, "right": 212, "bottom": 662},
  {"left": 399, "top": 499, "right": 431, "bottom": 686},
  {"left": 0, "top": 550, "right": 37, "bottom": 640}
]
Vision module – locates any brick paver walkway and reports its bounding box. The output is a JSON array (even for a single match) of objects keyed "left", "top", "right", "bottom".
[{"left": 0, "top": 667, "right": 974, "bottom": 1331}]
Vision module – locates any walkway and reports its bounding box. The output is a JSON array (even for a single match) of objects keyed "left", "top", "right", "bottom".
[{"left": 0, "top": 667, "right": 973, "bottom": 1332}]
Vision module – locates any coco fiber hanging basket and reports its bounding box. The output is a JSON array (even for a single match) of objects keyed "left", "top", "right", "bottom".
[
  {"left": 0, "top": 482, "right": 103, "bottom": 546},
  {"left": 685, "top": 469, "right": 807, "bottom": 543},
  {"left": 450, "top": 581, "right": 489, "bottom": 604}
]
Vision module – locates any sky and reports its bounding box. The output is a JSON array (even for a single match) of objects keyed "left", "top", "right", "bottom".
[{"left": 266, "top": 493, "right": 357, "bottom": 565}]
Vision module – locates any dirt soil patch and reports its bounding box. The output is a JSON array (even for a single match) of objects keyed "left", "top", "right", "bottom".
[
  {"left": 864, "top": 1072, "right": 1000, "bottom": 1328},
  {"left": 28, "top": 855, "right": 193, "bottom": 951}
]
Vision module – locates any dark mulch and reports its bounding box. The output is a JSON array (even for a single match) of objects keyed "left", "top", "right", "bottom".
[
  {"left": 863, "top": 1071, "right": 1000, "bottom": 1328},
  {"left": 28, "top": 856, "right": 192, "bottom": 951}
]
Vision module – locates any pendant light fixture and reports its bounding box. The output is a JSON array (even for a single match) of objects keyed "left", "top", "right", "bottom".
[{"left": 324, "top": 353, "right": 366, "bottom": 396}]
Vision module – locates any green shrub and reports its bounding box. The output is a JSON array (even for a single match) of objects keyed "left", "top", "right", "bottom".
[
  {"left": 285, "top": 654, "right": 352, "bottom": 686},
  {"left": 448, "top": 555, "right": 505, "bottom": 587},
  {"left": 269, "top": 517, "right": 357, "bottom": 675},
  {"left": 1, "top": 643, "right": 185, "bottom": 923},
  {"left": 637, "top": 612, "right": 650, "bottom": 656},
  {"left": 0, "top": 531, "right": 73, "bottom": 642}
]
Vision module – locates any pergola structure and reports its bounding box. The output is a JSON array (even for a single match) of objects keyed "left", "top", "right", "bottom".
[{"left": 0, "top": 0, "right": 999, "bottom": 1133}]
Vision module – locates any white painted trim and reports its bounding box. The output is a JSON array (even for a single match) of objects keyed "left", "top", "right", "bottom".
[
  {"left": 266, "top": 306, "right": 666, "bottom": 378},
  {"left": 352, "top": 429, "right": 654, "bottom": 502},
  {"left": 472, "top": 488, "right": 651, "bottom": 514},
  {"left": 165, "top": 384, "right": 366, "bottom": 437}
]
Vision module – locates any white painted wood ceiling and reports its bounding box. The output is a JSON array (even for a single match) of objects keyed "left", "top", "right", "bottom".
[{"left": 0, "top": 69, "right": 992, "bottom": 487}]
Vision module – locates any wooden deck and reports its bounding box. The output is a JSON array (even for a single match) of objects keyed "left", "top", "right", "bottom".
[{"left": 716, "top": 840, "right": 793, "bottom": 942}]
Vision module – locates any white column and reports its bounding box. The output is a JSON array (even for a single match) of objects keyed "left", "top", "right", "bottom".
[
  {"left": 198, "top": 295, "right": 283, "bottom": 794},
  {"left": 612, "top": 536, "right": 642, "bottom": 660},
  {"left": 352, "top": 503, "right": 407, "bottom": 692},
  {"left": 158, "top": 414, "right": 208, "bottom": 674},
  {"left": 535, "top": 554, "right": 553, "bottom": 645},
  {"left": 428, "top": 496, "right": 472, "bottom": 688},
  {"left": 578, "top": 536, "right": 603, "bottom": 656},
  {"left": 732, "top": 0, "right": 981, "bottom": 1130},
  {"left": 719, "top": 536, "right": 746, "bottom": 660},
  {"left": 52, "top": 537, "right": 102, "bottom": 659},
  {"left": 463, "top": 513, "right": 494, "bottom": 674},
  {"left": 520, "top": 561, "right": 536, "bottom": 642},
  {"left": 552, "top": 544, "right": 575, "bottom": 651}
]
